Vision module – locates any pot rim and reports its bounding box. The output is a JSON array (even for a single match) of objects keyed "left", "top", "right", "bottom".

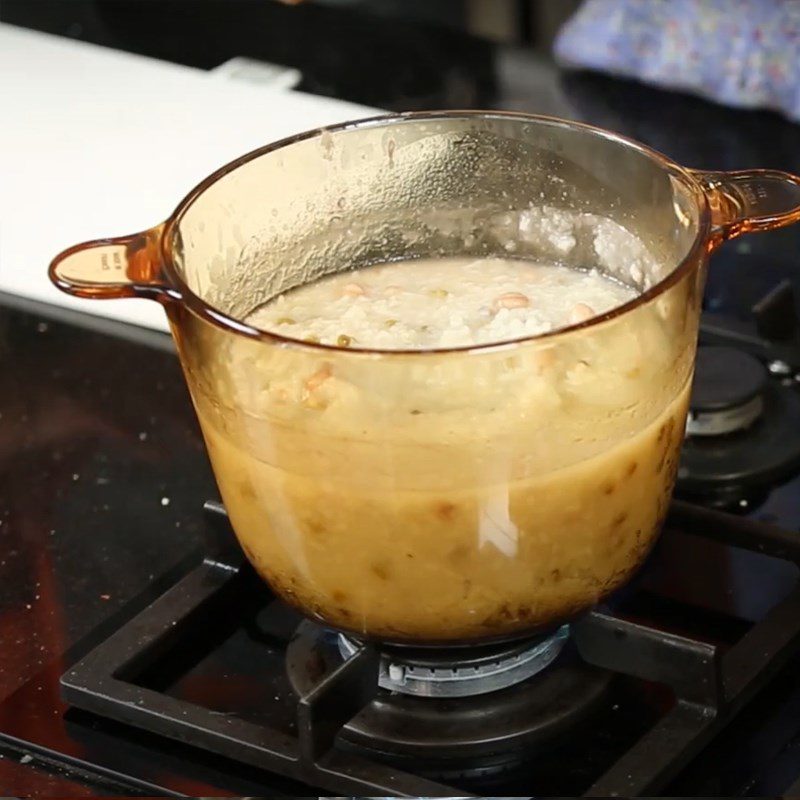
[{"left": 161, "top": 109, "right": 711, "bottom": 356}]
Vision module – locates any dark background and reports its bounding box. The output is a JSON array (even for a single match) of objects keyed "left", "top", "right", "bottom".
[{"left": 0, "top": 0, "right": 573, "bottom": 109}]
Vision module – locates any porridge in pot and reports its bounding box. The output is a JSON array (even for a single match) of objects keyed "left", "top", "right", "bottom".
[{"left": 195, "top": 253, "right": 691, "bottom": 643}]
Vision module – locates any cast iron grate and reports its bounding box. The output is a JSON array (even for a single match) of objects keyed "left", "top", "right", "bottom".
[{"left": 60, "top": 500, "right": 800, "bottom": 797}]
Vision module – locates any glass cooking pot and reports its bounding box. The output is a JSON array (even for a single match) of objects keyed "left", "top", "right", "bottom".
[{"left": 49, "top": 111, "right": 800, "bottom": 645}]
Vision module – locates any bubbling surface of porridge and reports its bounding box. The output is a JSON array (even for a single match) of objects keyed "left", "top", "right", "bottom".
[{"left": 248, "top": 257, "right": 637, "bottom": 349}]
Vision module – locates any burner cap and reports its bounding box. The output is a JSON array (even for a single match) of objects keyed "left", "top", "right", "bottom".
[
  {"left": 687, "top": 346, "right": 767, "bottom": 436},
  {"left": 691, "top": 346, "right": 767, "bottom": 412},
  {"left": 338, "top": 627, "right": 569, "bottom": 698},
  {"left": 678, "top": 376, "right": 800, "bottom": 494}
]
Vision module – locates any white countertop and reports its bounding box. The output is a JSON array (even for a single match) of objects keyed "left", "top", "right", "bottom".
[{"left": 0, "top": 23, "right": 379, "bottom": 332}]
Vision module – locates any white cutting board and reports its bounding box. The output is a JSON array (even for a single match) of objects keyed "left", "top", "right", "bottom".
[{"left": 0, "top": 23, "right": 380, "bottom": 332}]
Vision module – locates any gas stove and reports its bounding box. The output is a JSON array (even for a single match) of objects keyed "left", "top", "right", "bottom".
[
  {"left": 45, "top": 499, "right": 800, "bottom": 798},
  {"left": 0, "top": 267, "right": 798, "bottom": 797},
  {"left": 30, "top": 494, "right": 798, "bottom": 798}
]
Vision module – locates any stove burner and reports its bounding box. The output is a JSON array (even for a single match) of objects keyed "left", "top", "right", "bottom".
[
  {"left": 286, "top": 620, "right": 611, "bottom": 767},
  {"left": 686, "top": 346, "right": 767, "bottom": 437},
  {"left": 336, "top": 627, "right": 569, "bottom": 698},
  {"left": 677, "top": 346, "right": 800, "bottom": 500}
]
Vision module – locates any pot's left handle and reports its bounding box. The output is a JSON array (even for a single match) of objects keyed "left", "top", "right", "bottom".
[
  {"left": 691, "top": 168, "right": 800, "bottom": 244},
  {"left": 48, "top": 224, "right": 180, "bottom": 303}
]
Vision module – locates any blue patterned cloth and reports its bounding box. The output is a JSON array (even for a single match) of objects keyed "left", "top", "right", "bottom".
[{"left": 554, "top": 0, "right": 800, "bottom": 122}]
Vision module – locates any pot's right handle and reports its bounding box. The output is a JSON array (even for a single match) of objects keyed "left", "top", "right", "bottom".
[{"left": 690, "top": 168, "right": 800, "bottom": 245}]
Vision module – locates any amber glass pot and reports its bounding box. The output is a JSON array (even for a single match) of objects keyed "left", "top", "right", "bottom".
[{"left": 49, "top": 112, "right": 800, "bottom": 645}]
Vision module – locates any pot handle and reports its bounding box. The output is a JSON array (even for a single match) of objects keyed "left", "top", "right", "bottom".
[
  {"left": 48, "top": 225, "right": 179, "bottom": 303},
  {"left": 690, "top": 168, "right": 800, "bottom": 244}
]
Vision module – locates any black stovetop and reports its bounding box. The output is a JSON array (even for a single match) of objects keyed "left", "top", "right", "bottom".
[
  {"left": 40, "top": 501, "right": 800, "bottom": 797},
  {"left": 2, "top": 2, "right": 800, "bottom": 797}
]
